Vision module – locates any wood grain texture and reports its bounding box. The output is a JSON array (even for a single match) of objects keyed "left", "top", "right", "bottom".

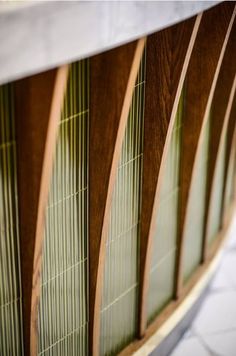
[
  {"left": 221, "top": 97, "right": 236, "bottom": 223},
  {"left": 89, "top": 39, "right": 146, "bottom": 356},
  {"left": 138, "top": 15, "right": 201, "bottom": 337},
  {"left": 14, "top": 65, "right": 69, "bottom": 356},
  {"left": 175, "top": 3, "right": 236, "bottom": 298}
]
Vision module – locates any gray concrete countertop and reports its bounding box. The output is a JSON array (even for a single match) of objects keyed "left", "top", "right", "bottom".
[{"left": 0, "top": 1, "right": 218, "bottom": 85}]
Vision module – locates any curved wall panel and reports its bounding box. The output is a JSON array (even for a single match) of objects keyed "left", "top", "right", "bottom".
[
  {"left": 89, "top": 39, "right": 146, "bottom": 356},
  {"left": 0, "top": 3, "right": 236, "bottom": 356},
  {"left": 99, "top": 48, "right": 146, "bottom": 356},
  {"left": 182, "top": 113, "right": 210, "bottom": 283},
  {"left": 138, "top": 16, "right": 200, "bottom": 334},
  {"left": 37, "top": 61, "right": 89, "bottom": 356},
  {"left": 147, "top": 90, "right": 184, "bottom": 324}
]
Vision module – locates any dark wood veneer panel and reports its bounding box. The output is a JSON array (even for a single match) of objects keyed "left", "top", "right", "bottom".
[
  {"left": 89, "top": 39, "right": 145, "bottom": 356},
  {"left": 15, "top": 66, "right": 69, "bottom": 356}
]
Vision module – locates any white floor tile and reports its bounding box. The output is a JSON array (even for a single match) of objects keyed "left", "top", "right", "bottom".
[
  {"left": 210, "top": 267, "right": 232, "bottom": 291},
  {"left": 170, "top": 337, "right": 210, "bottom": 356},
  {"left": 217, "top": 252, "right": 236, "bottom": 288},
  {"left": 193, "top": 291, "right": 236, "bottom": 336},
  {"left": 202, "top": 330, "right": 236, "bottom": 356}
]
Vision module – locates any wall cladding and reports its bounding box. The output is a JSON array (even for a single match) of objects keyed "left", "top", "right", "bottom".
[{"left": 0, "top": 3, "right": 235, "bottom": 355}]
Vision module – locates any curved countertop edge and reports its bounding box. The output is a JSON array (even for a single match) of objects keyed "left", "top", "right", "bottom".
[{"left": 0, "top": 1, "right": 219, "bottom": 85}]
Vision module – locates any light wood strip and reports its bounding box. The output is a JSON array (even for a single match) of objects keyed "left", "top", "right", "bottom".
[
  {"left": 221, "top": 97, "right": 236, "bottom": 223},
  {"left": 175, "top": 3, "right": 236, "bottom": 297},
  {"left": 138, "top": 15, "right": 202, "bottom": 336},
  {"left": 231, "top": 128, "right": 236, "bottom": 198},
  {"left": 14, "top": 65, "right": 69, "bottom": 356},
  {"left": 89, "top": 39, "right": 146, "bottom": 356}
]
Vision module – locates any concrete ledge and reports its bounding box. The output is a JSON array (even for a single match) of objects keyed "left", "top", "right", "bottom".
[{"left": 0, "top": 1, "right": 218, "bottom": 85}]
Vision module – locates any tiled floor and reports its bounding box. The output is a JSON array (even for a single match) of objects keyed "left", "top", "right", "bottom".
[{"left": 170, "top": 214, "right": 236, "bottom": 356}]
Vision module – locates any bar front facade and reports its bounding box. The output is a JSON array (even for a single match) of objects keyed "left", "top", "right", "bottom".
[{"left": 0, "top": 2, "right": 236, "bottom": 356}]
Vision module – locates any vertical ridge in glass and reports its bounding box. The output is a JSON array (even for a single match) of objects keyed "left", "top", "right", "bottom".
[
  {"left": 182, "top": 115, "right": 210, "bottom": 283},
  {"left": 38, "top": 60, "right": 89, "bottom": 356},
  {"left": 99, "top": 49, "right": 146, "bottom": 356},
  {"left": 147, "top": 88, "right": 184, "bottom": 324},
  {"left": 0, "top": 83, "right": 23, "bottom": 356},
  {"left": 207, "top": 132, "right": 227, "bottom": 246}
]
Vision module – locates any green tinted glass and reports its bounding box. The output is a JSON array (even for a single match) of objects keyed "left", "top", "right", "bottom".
[
  {"left": 183, "top": 117, "right": 210, "bottom": 282},
  {"left": 38, "top": 61, "right": 89, "bottom": 355},
  {"left": 0, "top": 84, "right": 23, "bottom": 355},
  {"left": 147, "top": 90, "right": 184, "bottom": 324},
  {"left": 100, "top": 51, "right": 146, "bottom": 356}
]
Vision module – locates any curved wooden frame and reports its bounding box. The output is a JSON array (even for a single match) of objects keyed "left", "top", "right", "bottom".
[
  {"left": 175, "top": 3, "right": 236, "bottom": 297},
  {"left": 89, "top": 38, "right": 146, "bottom": 356},
  {"left": 15, "top": 65, "right": 69, "bottom": 356},
  {"left": 138, "top": 14, "right": 202, "bottom": 336}
]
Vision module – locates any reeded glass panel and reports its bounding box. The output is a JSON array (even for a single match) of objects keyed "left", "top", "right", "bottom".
[
  {"left": 38, "top": 61, "right": 89, "bottom": 355},
  {"left": 207, "top": 133, "right": 227, "bottom": 246},
  {"left": 224, "top": 144, "right": 235, "bottom": 213},
  {"left": 147, "top": 90, "right": 184, "bottom": 324},
  {"left": 100, "top": 52, "right": 146, "bottom": 356},
  {"left": 182, "top": 118, "right": 210, "bottom": 283},
  {"left": 0, "top": 84, "right": 23, "bottom": 355}
]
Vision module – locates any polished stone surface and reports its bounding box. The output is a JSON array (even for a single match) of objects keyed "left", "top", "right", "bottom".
[
  {"left": 170, "top": 215, "right": 236, "bottom": 356},
  {"left": 0, "top": 1, "right": 218, "bottom": 85}
]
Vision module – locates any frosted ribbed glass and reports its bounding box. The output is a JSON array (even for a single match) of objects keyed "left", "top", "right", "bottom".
[
  {"left": 100, "top": 52, "right": 146, "bottom": 356},
  {"left": 0, "top": 84, "right": 23, "bottom": 355},
  {"left": 38, "top": 61, "right": 89, "bottom": 355},
  {"left": 207, "top": 133, "right": 227, "bottom": 246},
  {"left": 224, "top": 144, "right": 235, "bottom": 212},
  {"left": 147, "top": 91, "right": 184, "bottom": 324},
  {"left": 182, "top": 118, "right": 210, "bottom": 282}
]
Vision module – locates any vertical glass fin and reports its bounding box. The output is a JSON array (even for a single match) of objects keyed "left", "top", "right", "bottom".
[
  {"left": 147, "top": 89, "right": 184, "bottom": 324},
  {"left": 99, "top": 50, "right": 146, "bottom": 356},
  {"left": 0, "top": 84, "right": 23, "bottom": 355},
  {"left": 38, "top": 60, "right": 89, "bottom": 355}
]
